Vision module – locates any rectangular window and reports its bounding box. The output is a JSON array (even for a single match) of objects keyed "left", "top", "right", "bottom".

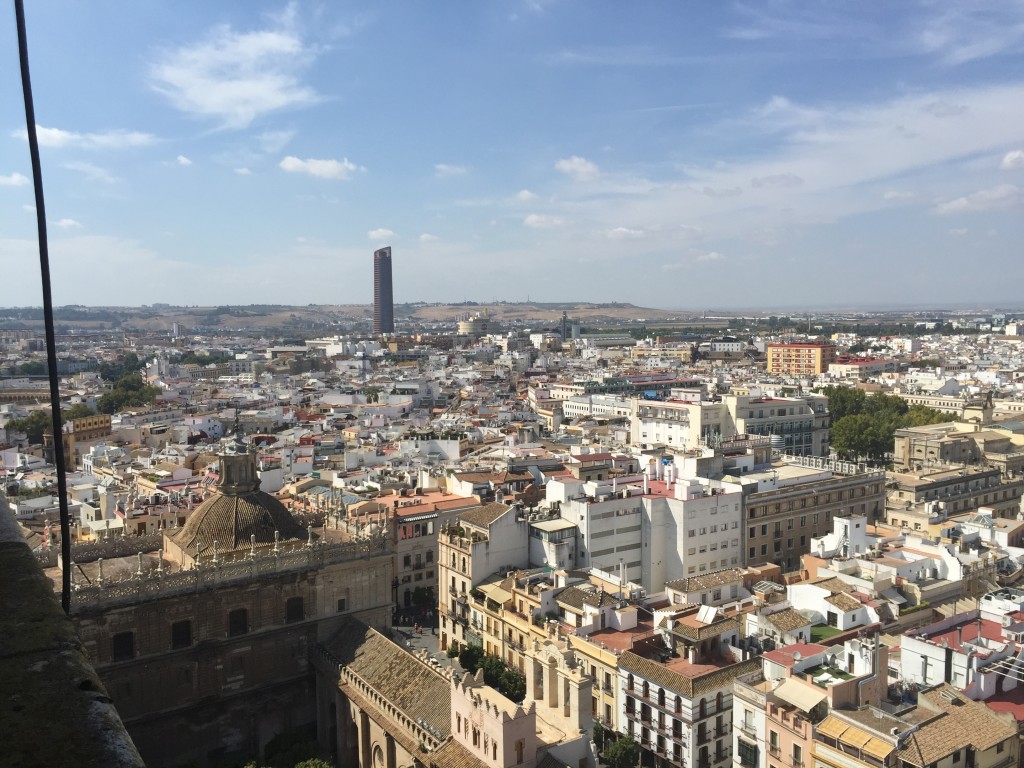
[
  {"left": 286, "top": 596, "right": 304, "bottom": 624},
  {"left": 228, "top": 608, "right": 248, "bottom": 637},
  {"left": 112, "top": 631, "right": 135, "bottom": 662},
  {"left": 171, "top": 620, "right": 192, "bottom": 650}
]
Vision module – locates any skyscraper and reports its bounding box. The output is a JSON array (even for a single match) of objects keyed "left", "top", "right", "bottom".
[{"left": 373, "top": 246, "right": 394, "bottom": 334}]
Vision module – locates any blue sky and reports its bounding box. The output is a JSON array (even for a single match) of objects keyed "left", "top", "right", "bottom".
[{"left": 2, "top": 1, "right": 1024, "bottom": 310}]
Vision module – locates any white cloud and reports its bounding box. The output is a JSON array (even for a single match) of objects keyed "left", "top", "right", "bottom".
[
  {"left": 935, "top": 184, "right": 1021, "bottom": 214},
  {"left": 12, "top": 125, "right": 156, "bottom": 149},
  {"left": 700, "top": 186, "right": 743, "bottom": 198},
  {"left": 607, "top": 226, "right": 644, "bottom": 240},
  {"left": 279, "top": 155, "right": 361, "bottom": 180},
  {"left": 515, "top": 189, "right": 537, "bottom": 201},
  {"left": 1001, "top": 149, "right": 1024, "bottom": 170},
  {"left": 922, "top": 101, "right": 968, "bottom": 118},
  {"left": 55, "top": 218, "right": 83, "bottom": 229},
  {"left": 883, "top": 189, "right": 915, "bottom": 200},
  {"left": 234, "top": 167, "right": 253, "bottom": 175},
  {"left": 149, "top": 16, "right": 320, "bottom": 129},
  {"left": 368, "top": 228, "right": 395, "bottom": 241},
  {"left": 176, "top": 155, "right": 193, "bottom": 166},
  {"left": 419, "top": 233, "right": 439, "bottom": 243},
  {"left": 751, "top": 173, "right": 803, "bottom": 188},
  {"left": 62, "top": 161, "right": 118, "bottom": 184},
  {"left": 948, "top": 227, "right": 969, "bottom": 236},
  {"left": 0, "top": 172, "right": 28, "bottom": 187},
  {"left": 523, "top": 213, "right": 564, "bottom": 229},
  {"left": 258, "top": 130, "right": 295, "bottom": 153},
  {"left": 435, "top": 163, "right": 468, "bottom": 178},
  {"left": 554, "top": 155, "right": 600, "bottom": 182},
  {"left": 697, "top": 250, "right": 724, "bottom": 262},
  {"left": 22, "top": 204, "right": 35, "bottom": 213}
]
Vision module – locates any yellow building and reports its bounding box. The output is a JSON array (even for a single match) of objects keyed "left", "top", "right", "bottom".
[{"left": 766, "top": 343, "right": 836, "bottom": 377}]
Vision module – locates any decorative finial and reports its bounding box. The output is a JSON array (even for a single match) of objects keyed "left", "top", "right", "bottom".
[
  {"left": 212, "top": 540, "right": 220, "bottom": 565},
  {"left": 195, "top": 542, "right": 201, "bottom": 568},
  {"left": 135, "top": 551, "right": 145, "bottom": 578},
  {"left": 250, "top": 534, "right": 257, "bottom": 559},
  {"left": 157, "top": 549, "right": 164, "bottom": 575},
  {"left": 274, "top": 530, "right": 280, "bottom": 554},
  {"left": 307, "top": 525, "right": 314, "bottom": 547},
  {"left": 97, "top": 558, "right": 104, "bottom": 585}
]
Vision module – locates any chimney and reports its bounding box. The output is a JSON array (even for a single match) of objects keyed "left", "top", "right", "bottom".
[{"left": 643, "top": 475, "right": 650, "bottom": 494}]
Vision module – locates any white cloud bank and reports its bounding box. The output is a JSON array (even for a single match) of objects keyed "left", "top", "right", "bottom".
[{"left": 280, "top": 155, "right": 361, "bottom": 180}]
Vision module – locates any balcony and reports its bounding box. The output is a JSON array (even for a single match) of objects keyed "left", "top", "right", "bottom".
[{"left": 740, "top": 722, "right": 757, "bottom": 738}]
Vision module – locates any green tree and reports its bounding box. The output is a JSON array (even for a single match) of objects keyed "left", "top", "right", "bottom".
[
  {"left": 480, "top": 655, "right": 506, "bottom": 687},
  {"left": 4, "top": 410, "right": 52, "bottom": 444},
  {"left": 814, "top": 386, "right": 867, "bottom": 422},
  {"left": 458, "top": 644, "right": 483, "bottom": 673},
  {"left": 63, "top": 403, "right": 95, "bottom": 420},
  {"left": 99, "top": 352, "right": 142, "bottom": 382},
  {"left": 499, "top": 667, "right": 526, "bottom": 702},
  {"left": 16, "top": 360, "right": 47, "bottom": 375},
  {"left": 593, "top": 719, "right": 607, "bottom": 752},
  {"left": 605, "top": 736, "right": 641, "bottom": 768},
  {"left": 97, "top": 373, "right": 160, "bottom": 414}
]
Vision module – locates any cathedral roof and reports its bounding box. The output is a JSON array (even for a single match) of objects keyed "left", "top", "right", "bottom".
[
  {"left": 169, "top": 490, "right": 307, "bottom": 556},
  {"left": 168, "top": 437, "right": 307, "bottom": 556}
]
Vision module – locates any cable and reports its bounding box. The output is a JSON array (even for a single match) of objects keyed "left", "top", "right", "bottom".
[{"left": 14, "top": 0, "right": 73, "bottom": 614}]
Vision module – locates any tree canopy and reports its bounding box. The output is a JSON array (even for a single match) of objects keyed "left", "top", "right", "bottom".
[
  {"left": 816, "top": 386, "right": 950, "bottom": 464},
  {"left": 4, "top": 404, "right": 96, "bottom": 444},
  {"left": 604, "top": 736, "right": 641, "bottom": 768},
  {"left": 97, "top": 373, "right": 160, "bottom": 414}
]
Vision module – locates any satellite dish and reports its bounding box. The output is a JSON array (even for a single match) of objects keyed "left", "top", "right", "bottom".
[{"left": 793, "top": 651, "right": 802, "bottom": 662}]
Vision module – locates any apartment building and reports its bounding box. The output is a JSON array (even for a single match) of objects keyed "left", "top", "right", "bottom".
[
  {"left": 618, "top": 605, "right": 761, "bottom": 768},
  {"left": 887, "top": 465, "right": 1024, "bottom": 520},
  {"left": 547, "top": 471, "right": 744, "bottom": 592},
  {"left": 631, "top": 390, "right": 830, "bottom": 458},
  {"left": 738, "top": 456, "right": 886, "bottom": 572},
  {"left": 767, "top": 343, "right": 837, "bottom": 377},
  {"left": 438, "top": 502, "right": 530, "bottom": 654}
]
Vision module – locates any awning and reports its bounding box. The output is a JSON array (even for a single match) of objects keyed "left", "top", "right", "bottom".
[
  {"left": 863, "top": 738, "right": 895, "bottom": 761},
  {"left": 880, "top": 588, "right": 907, "bottom": 605},
  {"left": 816, "top": 716, "right": 848, "bottom": 740},
  {"left": 479, "top": 584, "right": 513, "bottom": 604},
  {"left": 775, "top": 678, "right": 827, "bottom": 712}
]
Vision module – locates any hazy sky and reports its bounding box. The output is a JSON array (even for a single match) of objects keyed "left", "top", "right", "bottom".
[{"left": 3, "top": 1, "right": 1024, "bottom": 309}]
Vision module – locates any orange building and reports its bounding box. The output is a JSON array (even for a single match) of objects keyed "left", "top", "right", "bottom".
[{"left": 767, "top": 343, "right": 837, "bottom": 376}]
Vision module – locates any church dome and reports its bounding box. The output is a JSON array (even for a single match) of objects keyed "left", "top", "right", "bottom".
[{"left": 169, "top": 438, "right": 307, "bottom": 557}]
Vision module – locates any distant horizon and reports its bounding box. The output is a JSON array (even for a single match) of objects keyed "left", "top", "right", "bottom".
[{"left": 2, "top": 299, "right": 1023, "bottom": 316}]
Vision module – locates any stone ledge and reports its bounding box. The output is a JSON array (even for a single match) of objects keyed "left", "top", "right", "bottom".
[{"left": 0, "top": 507, "right": 145, "bottom": 768}]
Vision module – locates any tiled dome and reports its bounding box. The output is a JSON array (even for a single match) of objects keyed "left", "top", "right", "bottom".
[
  {"left": 171, "top": 490, "right": 307, "bottom": 556},
  {"left": 169, "top": 439, "right": 306, "bottom": 556}
]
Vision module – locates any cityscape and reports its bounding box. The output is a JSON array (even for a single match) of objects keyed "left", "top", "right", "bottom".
[{"left": 5, "top": 3, "right": 1024, "bottom": 768}]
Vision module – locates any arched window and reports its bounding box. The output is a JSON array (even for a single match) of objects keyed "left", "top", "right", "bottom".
[
  {"left": 699, "top": 698, "right": 706, "bottom": 718},
  {"left": 658, "top": 688, "right": 666, "bottom": 707},
  {"left": 675, "top": 695, "right": 682, "bottom": 713},
  {"left": 643, "top": 681, "right": 650, "bottom": 699},
  {"left": 627, "top": 673, "right": 635, "bottom": 691},
  {"left": 716, "top": 692, "right": 724, "bottom": 712}
]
